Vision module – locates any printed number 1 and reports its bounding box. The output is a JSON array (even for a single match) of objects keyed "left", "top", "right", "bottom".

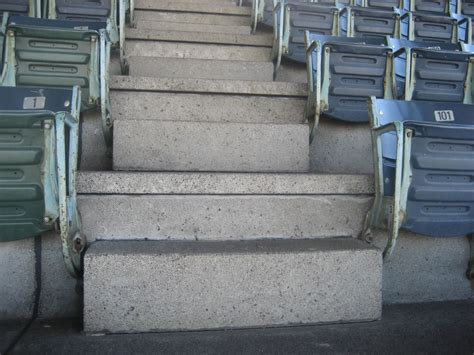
[{"left": 434, "top": 110, "right": 455, "bottom": 122}]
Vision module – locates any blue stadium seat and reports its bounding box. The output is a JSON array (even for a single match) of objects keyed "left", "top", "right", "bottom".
[
  {"left": 305, "top": 33, "right": 394, "bottom": 142},
  {"left": 0, "top": 86, "right": 85, "bottom": 277},
  {"left": 404, "top": 0, "right": 451, "bottom": 14},
  {"left": 0, "top": 0, "right": 41, "bottom": 17},
  {"left": 364, "top": 97, "right": 474, "bottom": 257},
  {"left": 355, "top": 0, "right": 402, "bottom": 9},
  {"left": 389, "top": 39, "right": 468, "bottom": 101},
  {"left": 273, "top": 2, "right": 340, "bottom": 75},
  {"left": 340, "top": 7, "right": 401, "bottom": 38},
  {"left": 1, "top": 16, "right": 112, "bottom": 148},
  {"left": 401, "top": 11, "right": 463, "bottom": 43}
]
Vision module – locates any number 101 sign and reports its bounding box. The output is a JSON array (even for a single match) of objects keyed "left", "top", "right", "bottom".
[{"left": 434, "top": 110, "right": 455, "bottom": 122}]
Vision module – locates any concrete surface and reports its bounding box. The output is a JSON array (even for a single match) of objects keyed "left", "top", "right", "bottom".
[
  {"left": 374, "top": 230, "right": 474, "bottom": 304},
  {"left": 77, "top": 195, "right": 372, "bottom": 241},
  {"left": 128, "top": 57, "right": 273, "bottom": 81},
  {"left": 110, "top": 92, "right": 305, "bottom": 124},
  {"left": 76, "top": 172, "right": 374, "bottom": 195},
  {"left": 135, "top": 0, "right": 251, "bottom": 15},
  {"left": 83, "top": 239, "right": 382, "bottom": 333},
  {"left": 0, "top": 239, "right": 35, "bottom": 320},
  {"left": 113, "top": 120, "right": 309, "bottom": 172},
  {"left": 6, "top": 301, "right": 474, "bottom": 354},
  {"left": 134, "top": 10, "right": 250, "bottom": 26},
  {"left": 79, "top": 110, "right": 112, "bottom": 171},
  {"left": 125, "top": 28, "right": 271, "bottom": 46},
  {"left": 110, "top": 76, "right": 306, "bottom": 96},
  {"left": 126, "top": 41, "right": 271, "bottom": 61},
  {"left": 135, "top": 20, "right": 251, "bottom": 35}
]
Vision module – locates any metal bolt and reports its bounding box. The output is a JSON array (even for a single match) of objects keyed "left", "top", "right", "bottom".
[
  {"left": 88, "top": 98, "right": 94, "bottom": 105},
  {"left": 91, "top": 36, "right": 97, "bottom": 42},
  {"left": 44, "top": 216, "right": 51, "bottom": 223},
  {"left": 8, "top": 30, "right": 14, "bottom": 37},
  {"left": 407, "top": 131, "right": 412, "bottom": 138},
  {"left": 64, "top": 100, "right": 70, "bottom": 108},
  {"left": 379, "top": 110, "right": 384, "bottom": 116},
  {"left": 44, "top": 123, "right": 51, "bottom": 130}
]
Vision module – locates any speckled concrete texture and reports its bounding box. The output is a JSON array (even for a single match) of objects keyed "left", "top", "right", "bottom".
[
  {"left": 126, "top": 41, "right": 271, "bottom": 61},
  {"left": 372, "top": 230, "right": 473, "bottom": 304},
  {"left": 110, "top": 92, "right": 305, "bottom": 124},
  {"left": 76, "top": 171, "right": 374, "bottom": 195},
  {"left": 128, "top": 57, "right": 273, "bottom": 81},
  {"left": 113, "top": 120, "right": 309, "bottom": 172},
  {"left": 77, "top": 194, "right": 372, "bottom": 241},
  {"left": 83, "top": 239, "right": 382, "bottom": 333},
  {"left": 125, "top": 28, "right": 271, "bottom": 46},
  {"left": 134, "top": 10, "right": 250, "bottom": 26},
  {"left": 135, "top": 0, "right": 251, "bottom": 14},
  {"left": 135, "top": 20, "right": 251, "bottom": 35}
]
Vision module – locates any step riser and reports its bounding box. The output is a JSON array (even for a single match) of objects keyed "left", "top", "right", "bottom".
[
  {"left": 136, "top": 20, "right": 251, "bottom": 35},
  {"left": 128, "top": 57, "right": 273, "bottom": 81},
  {"left": 126, "top": 41, "right": 271, "bottom": 61},
  {"left": 84, "top": 239, "right": 382, "bottom": 333},
  {"left": 111, "top": 92, "right": 304, "bottom": 124},
  {"left": 135, "top": 10, "right": 250, "bottom": 26},
  {"left": 78, "top": 195, "right": 372, "bottom": 241},
  {"left": 113, "top": 120, "right": 308, "bottom": 172}
]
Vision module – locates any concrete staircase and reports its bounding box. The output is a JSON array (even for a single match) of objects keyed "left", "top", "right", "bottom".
[{"left": 80, "top": 0, "right": 383, "bottom": 334}]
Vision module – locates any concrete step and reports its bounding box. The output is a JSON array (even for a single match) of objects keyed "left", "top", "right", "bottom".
[
  {"left": 77, "top": 172, "right": 373, "bottom": 241},
  {"left": 145, "top": 0, "right": 238, "bottom": 5},
  {"left": 113, "top": 120, "right": 308, "bottom": 172},
  {"left": 128, "top": 57, "right": 273, "bottom": 81},
  {"left": 135, "top": 0, "right": 251, "bottom": 15},
  {"left": 125, "top": 28, "right": 271, "bottom": 46},
  {"left": 135, "top": 20, "right": 251, "bottom": 35},
  {"left": 135, "top": 10, "right": 250, "bottom": 26},
  {"left": 84, "top": 239, "right": 382, "bottom": 333},
  {"left": 126, "top": 41, "right": 270, "bottom": 61},
  {"left": 110, "top": 76, "right": 305, "bottom": 123}
]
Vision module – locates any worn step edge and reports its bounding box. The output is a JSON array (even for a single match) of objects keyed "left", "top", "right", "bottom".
[
  {"left": 77, "top": 172, "right": 374, "bottom": 195},
  {"left": 135, "top": 2, "right": 251, "bottom": 15},
  {"left": 125, "top": 28, "right": 271, "bottom": 47},
  {"left": 110, "top": 76, "right": 307, "bottom": 97},
  {"left": 134, "top": 10, "right": 251, "bottom": 26}
]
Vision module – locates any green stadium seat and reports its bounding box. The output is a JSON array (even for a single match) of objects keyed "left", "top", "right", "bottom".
[{"left": 0, "top": 86, "right": 85, "bottom": 277}]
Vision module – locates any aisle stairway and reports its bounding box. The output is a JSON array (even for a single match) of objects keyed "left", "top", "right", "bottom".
[{"left": 78, "top": 0, "right": 382, "bottom": 334}]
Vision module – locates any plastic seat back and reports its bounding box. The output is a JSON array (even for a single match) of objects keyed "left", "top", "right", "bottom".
[
  {"left": 404, "top": 0, "right": 451, "bottom": 14},
  {"left": 53, "top": 0, "right": 111, "bottom": 22},
  {"left": 356, "top": 0, "right": 401, "bottom": 9},
  {"left": 285, "top": 3, "right": 340, "bottom": 63},
  {"left": 0, "top": 0, "right": 40, "bottom": 17},
  {"left": 1, "top": 16, "right": 113, "bottom": 146},
  {"left": 370, "top": 98, "right": 474, "bottom": 239},
  {"left": 341, "top": 7, "right": 401, "bottom": 38},
  {"left": 390, "top": 39, "right": 465, "bottom": 99},
  {"left": 402, "top": 12, "right": 459, "bottom": 43}
]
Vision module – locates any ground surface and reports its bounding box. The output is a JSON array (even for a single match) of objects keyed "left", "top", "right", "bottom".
[{"left": 1, "top": 300, "right": 473, "bottom": 354}]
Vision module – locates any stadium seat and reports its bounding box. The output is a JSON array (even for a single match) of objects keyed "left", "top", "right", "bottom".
[
  {"left": 0, "top": 0, "right": 41, "bottom": 17},
  {"left": 340, "top": 7, "right": 401, "bottom": 38},
  {"left": 404, "top": 0, "right": 451, "bottom": 14},
  {"left": 390, "top": 39, "right": 469, "bottom": 102},
  {"left": 305, "top": 33, "right": 394, "bottom": 142},
  {"left": 355, "top": 0, "right": 401, "bottom": 9},
  {"left": 47, "top": 0, "right": 133, "bottom": 73},
  {"left": 273, "top": 2, "right": 340, "bottom": 75},
  {"left": 0, "top": 86, "right": 85, "bottom": 277},
  {"left": 364, "top": 97, "right": 474, "bottom": 257},
  {"left": 401, "top": 11, "right": 464, "bottom": 43},
  {"left": 1, "top": 16, "right": 112, "bottom": 147}
]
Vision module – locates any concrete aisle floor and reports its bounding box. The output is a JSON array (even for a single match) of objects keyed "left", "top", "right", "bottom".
[{"left": 2, "top": 300, "right": 473, "bottom": 354}]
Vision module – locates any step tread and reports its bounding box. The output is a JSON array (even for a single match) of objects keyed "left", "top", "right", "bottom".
[
  {"left": 135, "top": 20, "right": 251, "bottom": 35},
  {"left": 87, "top": 238, "right": 378, "bottom": 256},
  {"left": 135, "top": 0, "right": 251, "bottom": 15},
  {"left": 77, "top": 172, "right": 374, "bottom": 195},
  {"left": 110, "top": 76, "right": 307, "bottom": 97},
  {"left": 125, "top": 28, "right": 271, "bottom": 46}
]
